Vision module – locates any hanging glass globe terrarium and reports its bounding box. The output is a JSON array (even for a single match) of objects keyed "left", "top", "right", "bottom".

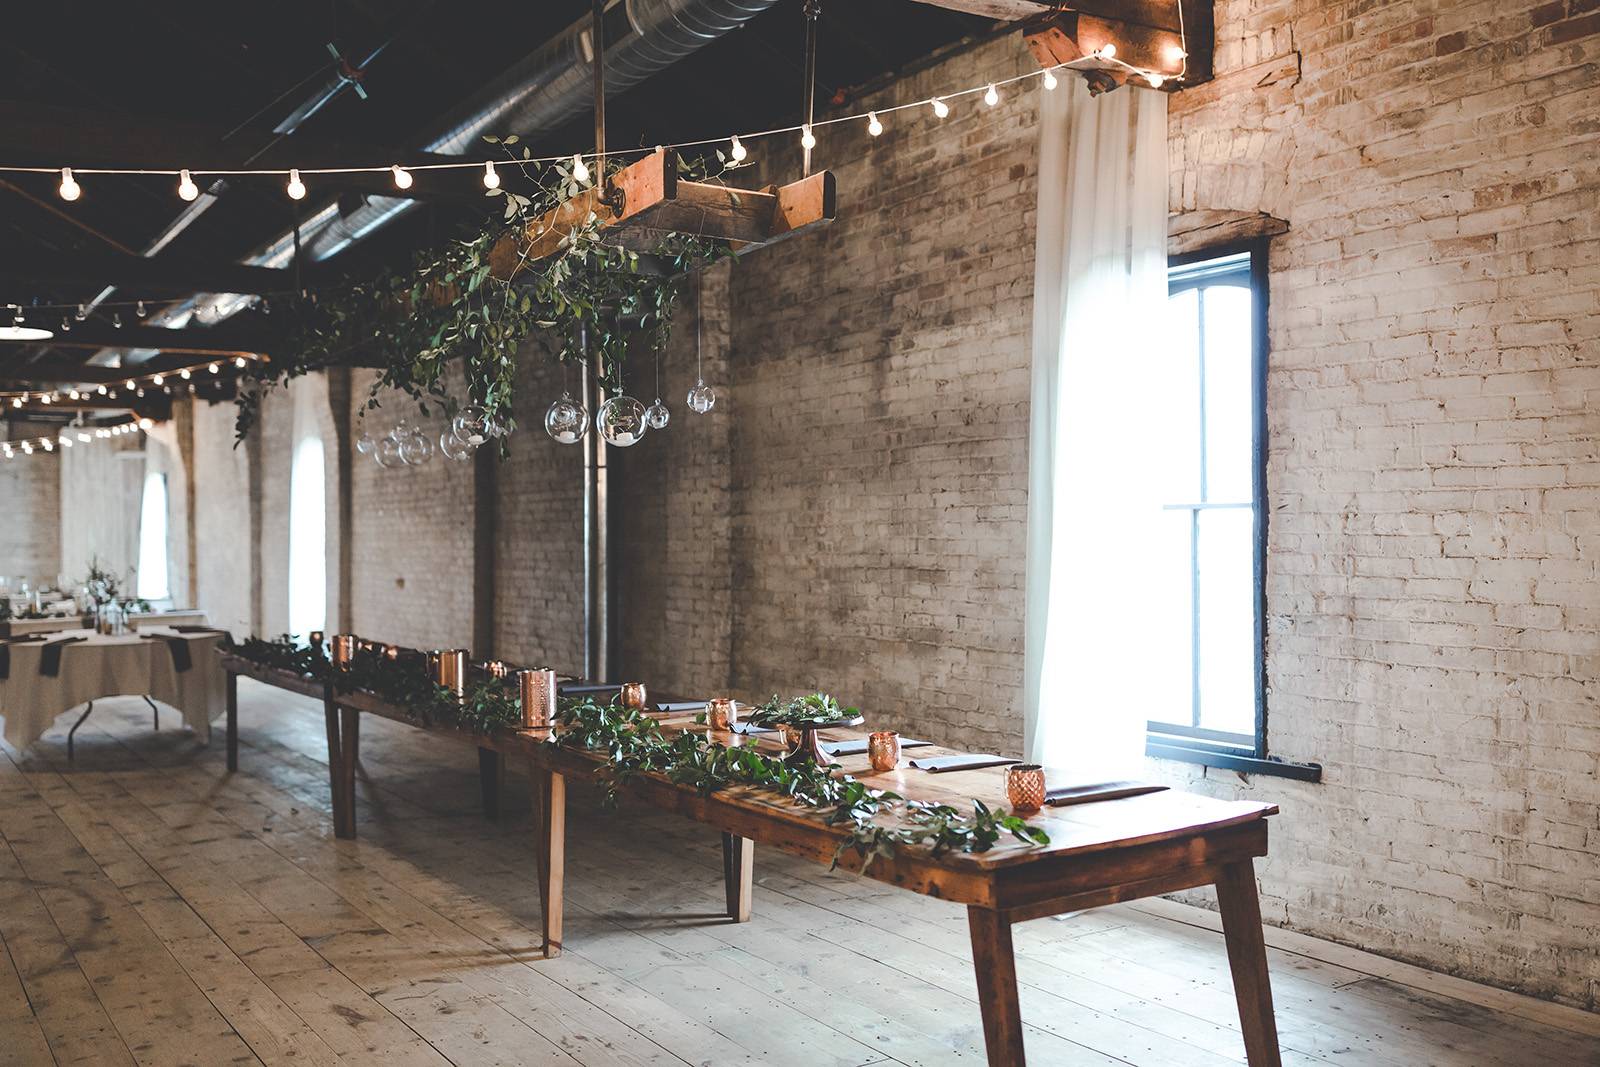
[
  {"left": 452, "top": 404, "right": 493, "bottom": 447},
  {"left": 686, "top": 379, "right": 716, "bottom": 414},
  {"left": 355, "top": 429, "right": 375, "bottom": 455},
  {"left": 373, "top": 435, "right": 406, "bottom": 468},
  {"left": 400, "top": 428, "right": 435, "bottom": 466},
  {"left": 596, "top": 395, "right": 647, "bottom": 447},
  {"left": 439, "top": 428, "right": 475, "bottom": 461},
  {"left": 644, "top": 397, "right": 670, "bottom": 430},
  {"left": 544, "top": 393, "right": 589, "bottom": 444}
]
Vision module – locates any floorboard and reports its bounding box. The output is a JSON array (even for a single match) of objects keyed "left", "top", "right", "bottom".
[{"left": 0, "top": 684, "right": 1593, "bottom": 1067}]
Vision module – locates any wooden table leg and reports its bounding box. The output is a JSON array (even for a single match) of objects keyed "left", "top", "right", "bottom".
[
  {"left": 721, "top": 832, "right": 754, "bottom": 922},
  {"left": 531, "top": 767, "right": 565, "bottom": 957},
  {"left": 479, "top": 748, "right": 504, "bottom": 821},
  {"left": 967, "top": 906, "right": 1025, "bottom": 1066},
  {"left": 322, "top": 686, "right": 353, "bottom": 840},
  {"left": 338, "top": 707, "right": 360, "bottom": 839},
  {"left": 1216, "top": 859, "right": 1282, "bottom": 1067},
  {"left": 225, "top": 670, "right": 238, "bottom": 772}
]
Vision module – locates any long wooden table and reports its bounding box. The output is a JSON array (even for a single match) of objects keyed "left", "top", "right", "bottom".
[{"left": 220, "top": 654, "right": 1284, "bottom": 1066}]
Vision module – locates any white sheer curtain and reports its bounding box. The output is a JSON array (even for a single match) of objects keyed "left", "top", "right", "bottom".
[
  {"left": 1024, "top": 79, "right": 1168, "bottom": 774},
  {"left": 136, "top": 471, "right": 170, "bottom": 601}
]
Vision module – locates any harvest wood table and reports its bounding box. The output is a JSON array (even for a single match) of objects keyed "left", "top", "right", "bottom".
[{"left": 219, "top": 653, "right": 1283, "bottom": 1067}]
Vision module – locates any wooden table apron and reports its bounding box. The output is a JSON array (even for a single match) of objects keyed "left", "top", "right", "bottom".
[{"left": 219, "top": 654, "right": 1285, "bottom": 1067}]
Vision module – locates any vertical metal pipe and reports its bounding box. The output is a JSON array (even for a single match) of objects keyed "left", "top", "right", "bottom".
[
  {"left": 801, "top": 1, "right": 820, "bottom": 176},
  {"left": 592, "top": 0, "right": 607, "bottom": 172},
  {"left": 580, "top": 345, "right": 610, "bottom": 684}
]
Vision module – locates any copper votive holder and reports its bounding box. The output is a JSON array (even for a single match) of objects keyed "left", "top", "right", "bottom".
[
  {"left": 706, "top": 697, "right": 737, "bottom": 731},
  {"left": 383, "top": 643, "right": 400, "bottom": 661},
  {"left": 433, "top": 648, "right": 467, "bottom": 697},
  {"left": 519, "top": 668, "right": 557, "bottom": 729},
  {"left": 308, "top": 630, "right": 324, "bottom": 652},
  {"left": 1006, "top": 764, "right": 1046, "bottom": 814},
  {"left": 485, "top": 660, "right": 511, "bottom": 679},
  {"left": 867, "top": 731, "right": 900, "bottom": 772},
  {"left": 331, "top": 634, "right": 356, "bottom": 668},
  {"left": 620, "top": 681, "right": 648, "bottom": 710}
]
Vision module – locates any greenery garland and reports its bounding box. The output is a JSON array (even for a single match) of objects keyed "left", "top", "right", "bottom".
[
  {"left": 236, "top": 146, "right": 736, "bottom": 443},
  {"left": 227, "top": 636, "right": 1050, "bottom": 870}
]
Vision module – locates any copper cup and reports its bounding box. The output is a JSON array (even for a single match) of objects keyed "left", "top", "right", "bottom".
[
  {"left": 519, "top": 668, "right": 557, "bottom": 728},
  {"left": 706, "top": 697, "right": 737, "bottom": 731},
  {"left": 620, "top": 681, "right": 648, "bottom": 710},
  {"left": 331, "top": 634, "right": 356, "bottom": 668},
  {"left": 867, "top": 731, "right": 900, "bottom": 772},
  {"left": 433, "top": 649, "right": 467, "bottom": 696},
  {"left": 484, "top": 660, "right": 511, "bottom": 679},
  {"left": 1006, "top": 764, "right": 1046, "bottom": 814},
  {"left": 308, "top": 630, "right": 324, "bottom": 652},
  {"left": 382, "top": 643, "right": 400, "bottom": 661}
]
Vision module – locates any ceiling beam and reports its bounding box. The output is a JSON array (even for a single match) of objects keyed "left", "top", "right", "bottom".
[
  {"left": 0, "top": 250, "right": 289, "bottom": 297},
  {"left": 1, "top": 351, "right": 259, "bottom": 386},
  {"left": 0, "top": 321, "right": 276, "bottom": 358},
  {"left": 902, "top": 0, "right": 1050, "bottom": 19},
  {"left": 0, "top": 393, "right": 174, "bottom": 419}
]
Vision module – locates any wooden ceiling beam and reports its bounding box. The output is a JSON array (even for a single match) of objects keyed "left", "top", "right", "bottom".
[
  {"left": 0, "top": 250, "right": 289, "bottom": 297},
  {"left": 0, "top": 393, "right": 174, "bottom": 418},
  {"left": 903, "top": 0, "right": 1051, "bottom": 18}
]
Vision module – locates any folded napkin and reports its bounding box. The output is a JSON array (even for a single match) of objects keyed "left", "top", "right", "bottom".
[
  {"left": 0, "top": 634, "right": 47, "bottom": 679},
  {"left": 559, "top": 682, "right": 620, "bottom": 695},
  {"left": 654, "top": 701, "right": 707, "bottom": 714},
  {"left": 907, "top": 753, "right": 1020, "bottom": 774},
  {"left": 143, "top": 633, "right": 193, "bottom": 672},
  {"left": 1044, "top": 780, "right": 1169, "bottom": 807},
  {"left": 39, "top": 635, "right": 88, "bottom": 677},
  {"left": 730, "top": 720, "right": 779, "bottom": 735},
  {"left": 819, "top": 737, "right": 933, "bottom": 757},
  {"left": 171, "top": 625, "right": 229, "bottom": 636}
]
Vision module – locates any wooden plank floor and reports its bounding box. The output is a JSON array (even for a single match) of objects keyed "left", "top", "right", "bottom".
[{"left": 1, "top": 685, "right": 1598, "bottom": 1067}]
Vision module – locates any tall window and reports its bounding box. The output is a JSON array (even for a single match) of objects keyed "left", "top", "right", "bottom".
[
  {"left": 287, "top": 434, "right": 326, "bottom": 639},
  {"left": 136, "top": 471, "right": 170, "bottom": 601},
  {"left": 1146, "top": 246, "right": 1269, "bottom": 761}
]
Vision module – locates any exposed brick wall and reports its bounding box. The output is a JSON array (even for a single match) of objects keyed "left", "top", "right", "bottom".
[
  {"left": 1150, "top": 0, "right": 1600, "bottom": 1011},
  {"left": 0, "top": 422, "right": 62, "bottom": 585}
]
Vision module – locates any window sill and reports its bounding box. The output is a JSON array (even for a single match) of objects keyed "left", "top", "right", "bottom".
[{"left": 1145, "top": 738, "right": 1322, "bottom": 782}]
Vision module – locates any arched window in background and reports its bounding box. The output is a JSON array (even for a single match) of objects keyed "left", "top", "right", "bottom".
[
  {"left": 287, "top": 433, "right": 326, "bottom": 639},
  {"left": 136, "top": 471, "right": 170, "bottom": 601}
]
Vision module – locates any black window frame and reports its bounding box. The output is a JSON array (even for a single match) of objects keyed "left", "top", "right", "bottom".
[{"left": 1144, "top": 239, "right": 1320, "bottom": 782}]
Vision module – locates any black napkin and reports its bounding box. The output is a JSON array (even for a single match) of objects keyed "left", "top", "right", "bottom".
[
  {"left": 559, "top": 682, "right": 620, "bottom": 695},
  {"left": 39, "top": 635, "right": 87, "bottom": 677},
  {"left": 140, "top": 633, "right": 194, "bottom": 672},
  {"left": 171, "top": 625, "right": 229, "bottom": 636},
  {"left": 1044, "top": 781, "right": 1168, "bottom": 807},
  {"left": 0, "top": 633, "right": 48, "bottom": 679},
  {"left": 654, "top": 701, "right": 707, "bottom": 714},
  {"left": 907, "top": 753, "right": 1021, "bottom": 774},
  {"left": 820, "top": 737, "right": 934, "bottom": 757}
]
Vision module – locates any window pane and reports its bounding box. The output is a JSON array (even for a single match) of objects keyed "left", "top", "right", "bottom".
[
  {"left": 137, "top": 472, "right": 169, "bottom": 601},
  {"left": 1196, "top": 506, "right": 1255, "bottom": 736},
  {"left": 1201, "top": 284, "right": 1254, "bottom": 503},
  {"left": 288, "top": 435, "right": 326, "bottom": 639},
  {"left": 1151, "top": 508, "right": 1195, "bottom": 724},
  {"left": 1157, "top": 288, "right": 1202, "bottom": 503}
]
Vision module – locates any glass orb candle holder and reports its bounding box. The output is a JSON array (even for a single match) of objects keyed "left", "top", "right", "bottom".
[
  {"left": 374, "top": 436, "right": 405, "bottom": 468},
  {"left": 1006, "top": 764, "right": 1046, "bottom": 814},
  {"left": 686, "top": 379, "right": 716, "bottom": 414},
  {"left": 400, "top": 429, "right": 434, "bottom": 466},
  {"left": 644, "top": 398, "right": 671, "bottom": 430},
  {"left": 545, "top": 393, "right": 589, "bottom": 444},
  {"left": 452, "top": 405, "right": 492, "bottom": 446},
  {"left": 355, "top": 431, "right": 375, "bottom": 455},
  {"left": 597, "top": 396, "right": 647, "bottom": 447},
  {"left": 439, "top": 429, "right": 474, "bottom": 462}
]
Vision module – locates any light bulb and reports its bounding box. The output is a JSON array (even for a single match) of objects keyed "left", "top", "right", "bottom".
[
  {"left": 138, "top": 417, "right": 153, "bottom": 430},
  {"left": 209, "top": 362, "right": 219, "bottom": 374},
  {"left": 180, "top": 368, "right": 192, "bottom": 380},
  {"left": 152, "top": 374, "right": 164, "bottom": 385},
  {"left": 483, "top": 160, "right": 500, "bottom": 189},
  {"left": 41, "top": 439, "right": 52, "bottom": 451},
  {"left": 178, "top": 169, "right": 199, "bottom": 201},
  {"left": 931, "top": 97, "right": 949, "bottom": 119},
  {"left": 9, "top": 397, "right": 18, "bottom": 408},
  {"left": 59, "top": 437, "right": 71, "bottom": 448},
  {"left": 867, "top": 112, "right": 883, "bottom": 137},
  {"left": 96, "top": 385, "right": 106, "bottom": 395},
  {"left": 234, "top": 356, "right": 247, "bottom": 368},
  {"left": 800, "top": 124, "right": 816, "bottom": 150},
  {"left": 286, "top": 169, "right": 306, "bottom": 199},
  {"left": 125, "top": 379, "right": 135, "bottom": 389},
  {"left": 68, "top": 389, "right": 80, "bottom": 400},
  {"left": 58, "top": 168, "right": 80, "bottom": 201},
  {"left": 39, "top": 393, "right": 51, "bottom": 404},
  {"left": 572, "top": 154, "right": 590, "bottom": 183},
  {"left": 61, "top": 316, "right": 71, "bottom": 332},
  {"left": 1098, "top": 43, "right": 1117, "bottom": 59},
  {"left": 1145, "top": 72, "right": 1165, "bottom": 87},
  {"left": 391, "top": 164, "right": 413, "bottom": 190},
  {"left": 1165, "top": 44, "right": 1188, "bottom": 65},
  {"left": 77, "top": 431, "right": 89, "bottom": 442},
  {"left": 729, "top": 136, "right": 747, "bottom": 162},
  {"left": 1042, "top": 68, "right": 1058, "bottom": 91},
  {"left": 136, "top": 299, "right": 146, "bottom": 317},
  {"left": 984, "top": 84, "right": 999, "bottom": 107}
]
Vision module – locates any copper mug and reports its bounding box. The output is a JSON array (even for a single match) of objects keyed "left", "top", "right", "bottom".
[
  {"left": 867, "top": 731, "right": 900, "bottom": 772},
  {"left": 1006, "top": 764, "right": 1046, "bottom": 814},
  {"left": 433, "top": 649, "right": 467, "bottom": 696},
  {"left": 519, "top": 668, "right": 557, "bottom": 728},
  {"left": 484, "top": 660, "right": 512, "bottom": 679},
  {"left": 706, "top": 697, "right": 737, "bottom": 731},
  {"left": 331, "top": 634, "right": 356, "bottom": 668},
  {"left": 620, "top": 681, "right": 648, "bottom": 710},
  {"left": 382, "top": 643, "right": 400, "bottom": 661}
]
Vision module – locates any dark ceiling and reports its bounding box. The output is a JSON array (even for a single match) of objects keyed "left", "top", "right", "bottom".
[{"left": 0, "top": 0, "right": 993, "bottom": 418}]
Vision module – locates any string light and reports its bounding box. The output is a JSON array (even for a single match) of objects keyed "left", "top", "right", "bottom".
[
  {"left": 571, "top": 154, "right": 590, "bottom": 183},
  {"left": 96, "top": 385, "right": 106, "bottom": 395},
  {"left": 729, "top": 136, "right": 747, "bottom": 162},
  {"left": 800, "top": 124, "right": 816, "bottom": 150},
  {"left": 1098, "top": 43, "right": 1118, "bottom": 59},
  {"left": 152, "top": 373, "right": 164, "bottom": 385},
  {"left": 931, "top": 97, "right": 949, "bottom": 119},
  {"left": 1145, "top": 73, "right": 1165, "bottom": 87},
  {"left": 984, "top": 84, "right": 1000, "bottom": 107},
  {"left": 58, "top": 168, "right": 80, "bottom": 201},
  {"left": 178, "top": 169, "right": 199, "bottom": 201},
  {"left": 179, "top": 368, "right": 192, "bottom": 380},
  {"left": 867, "top": 112, "right": 883, "bottom": 137},
  {"left": 1166, "top": 44, "right": 1187, "bottom": 64},
  {"left": 234, "top": 356, "right": 247, "bottom": 368},
  {"left": 67, "top": 389, "right": 80, "bottom": 400},
  {"left": 391, "top": 164, "right": 413, "bottom": 190},
  {"left": 483, "top": 160, "right": 500, "bottom": 189},
  {"left": 1042, "top": 68, "right": 1058, "bottom": 90},
  {"left": 286, "top": 168, "right": 306, "bottom": 200},
  {"left": 209, "top": 362, "right": 220, "bottom": 374}
]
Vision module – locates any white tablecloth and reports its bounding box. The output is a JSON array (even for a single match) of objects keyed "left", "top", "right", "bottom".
[{"left": 0, "top": 629, "right": 226, "bottom": 751}]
